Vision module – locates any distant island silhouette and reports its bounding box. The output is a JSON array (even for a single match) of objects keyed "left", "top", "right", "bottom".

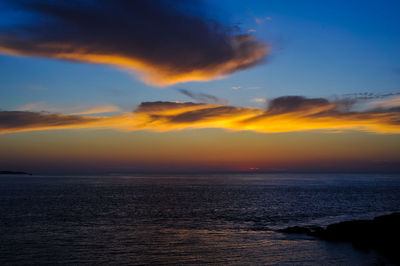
[
  {"left": 278, "top": 212, "right": 400, "bottom": 264},
  {"left": 0, "top": 171, "right": 32, "bottom": 175}
]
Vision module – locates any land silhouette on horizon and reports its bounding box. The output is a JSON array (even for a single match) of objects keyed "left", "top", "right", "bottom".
[{"left": 0, "top": 171, "right": 32, "bottom": 176}]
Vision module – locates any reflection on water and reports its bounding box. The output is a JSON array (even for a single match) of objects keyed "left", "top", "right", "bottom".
[{"left": 0, "top": 173, "right": 399, "bottom": 265}]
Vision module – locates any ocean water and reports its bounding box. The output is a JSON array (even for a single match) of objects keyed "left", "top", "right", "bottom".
[{"left": 0, "top": 173, "right": 399, "bottom": 265}]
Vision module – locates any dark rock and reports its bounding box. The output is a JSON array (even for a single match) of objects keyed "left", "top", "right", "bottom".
[
  {"left": 278, "top": 213, "right": 400, "bottom": 263},
  {"left": 306, "top": 225, "right": 325, "bottom": 236},
  {"left": 278, "top": 226, "right": 311, "bottom": 234},
  {"left": 278, "top": 225, "right": 324, "bottom": 236}
]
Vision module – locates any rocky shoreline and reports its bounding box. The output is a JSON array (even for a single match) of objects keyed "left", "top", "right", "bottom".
[{"left": 278, "top": 212, "right": 400, "bottom": 263}]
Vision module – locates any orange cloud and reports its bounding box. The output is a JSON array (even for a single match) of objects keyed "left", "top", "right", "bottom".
[
  {"left": 131, "top": 98, "right": 400, "bottom": 134},
  {"left": 70, "top": 105, "right": 121, "bottom": 115},
  {"left": 1, "top": 97, "right": 400, "bottom": 134}
]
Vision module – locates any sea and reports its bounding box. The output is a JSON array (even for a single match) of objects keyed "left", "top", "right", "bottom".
[{"left": 1, "top": 173, "right": 399, "bottom": 265}]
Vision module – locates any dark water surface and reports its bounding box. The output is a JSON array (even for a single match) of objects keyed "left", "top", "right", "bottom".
[{"left": 1, "top": 173, "right": 399, "bottom": 265}]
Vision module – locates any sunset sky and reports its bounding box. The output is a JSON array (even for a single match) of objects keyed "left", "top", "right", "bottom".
[{"left": 1, "top": 0, "right": 399, "bottom": 174}]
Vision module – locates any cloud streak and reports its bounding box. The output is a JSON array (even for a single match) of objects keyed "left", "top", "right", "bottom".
[
  {"left": 178, "top": 89, "right": 224, "bottom": 104},
  {"left": 0, "top": 111, "right": 100, "bottom": 134},
  {"left": 1, "top": 96, "right": 400, "bottom": 134},
  {"left": 369, "top": 95, "right": 400, "bottom": 109},
  {"left": 70, "top": 105, "right": 121, "bottom": 115},
  {"left": 18, "top": 102, "right": 121, "bottom": 115},
  {"left": 0, "top": 0, "right": 267, "bottom": 86}
]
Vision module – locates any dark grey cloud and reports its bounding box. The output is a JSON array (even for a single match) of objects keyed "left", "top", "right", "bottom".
[
  {"left": 0, "top": 0, "right": 268, "bottom": 86},
  {"left": 178, "top": 89, "right": 223, "bottom": 104},
  {"left": 267, "top": 96, "right": 330, "bottom": 114},
  {"left": 134, "top": 101, "right": 204, "bottom": 113},
  {"left": 169, "top": 106, "right": 246, "bottom": 123},
  {"left": 0, "top": 111, "right": 98, "bottom": 132}
]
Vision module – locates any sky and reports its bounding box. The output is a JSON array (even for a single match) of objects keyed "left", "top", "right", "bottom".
[{"left": 0, "top": 0, "right": 399, "bottom": 174}]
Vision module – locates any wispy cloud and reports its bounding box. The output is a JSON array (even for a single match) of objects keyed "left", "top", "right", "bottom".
[
  {"left": 70, "top": 106, "right": 121, "bottom": 115},
  {"left": 2, "top": 96, "right": 400, "bottom": 134},
  {"left": 0, "top": 0, "right": 267, "bottom": 86},
  {"left": 250, "top": 98, "right": 267, "bottom": 103},
  {"left": 18, "top": 102, "right": 46, "bottom": 111},
  {"left": 18, "top": 102, "right": 121, "bottom": 115},
  {"left": 178, "top": 89, "right": 225, "bottom": 104},
  {"left": 0, "top": 111, "right": 100, "bottom": 134},
  {"left": 369, "top": 95, "right": 400, "bottom": 109},
  {"left": 255, "top": 16, "right": 272, "bottom": 24},
  {"left": 342, "top": 92, "right": 400, "bottom": 100},
  {"left": 231, "top": 85, "right": 262, "bottom": 90}
]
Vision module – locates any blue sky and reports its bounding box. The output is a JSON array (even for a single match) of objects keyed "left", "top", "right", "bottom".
[
  {"left": 0, "top": 0, "right": 400, "bottom": 173},
  {"left": 1, "top": 0, "right": 399, "bottom": 111}
]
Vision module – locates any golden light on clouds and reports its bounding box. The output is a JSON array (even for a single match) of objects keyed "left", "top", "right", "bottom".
[
  {"left": 1, "top": 97, "right": 400, "bottom": 135},
  {"left": 0, "top": 39, "right": 267, "bottom": 86}
]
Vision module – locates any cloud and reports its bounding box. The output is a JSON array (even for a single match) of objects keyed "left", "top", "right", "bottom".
[
  {"left": 266, "top": 96, "right": 331, "bottom": 114},
  {"left": 342, "top": 92, "right": 400, "bottom": 100},
  {"left": 231, "top": 85, "right": 262, "bottom": 90},
  {"left": 369, "top": 96, "right": 400, "bottom": 109},
  {"left": 0, "top": 111, "right": 100, "bottom": 133},
  {"left": 0, "top": 0, "right": 268, "bottom": 86},
  {"left": 178, "top": 89, "right": 224, "bottom": 104},
  {"left": 18, "top": 102, "right": 46, "bottom": 111},
  {"left": 18, "top": 102, "right": 121, "bottom": 115},
  {"left": 1, "top": 96, "right": 400, "bottom": 134},
  {"left": 134, "top": 101, "right": 205, "bottom": 114},
  {"left": 255, "top": 16, "right": 272, "bottom": 24},
  {"left": 168, "top": 106, "right": 255, "bottom": 123},
  {"left": 132, "top": 97, "right": 400, "bottom": 133},
  {"left": 250, "top": 98, "right": 267, "bottom": 103},
  {"left": 70, "top": 105, "right": 121, "bottom": 115}
]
